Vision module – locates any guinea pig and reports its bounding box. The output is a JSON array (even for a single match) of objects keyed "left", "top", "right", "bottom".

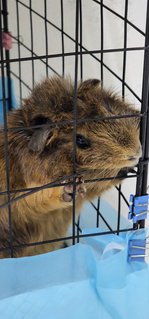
[{"left": 0, "top": 76, "right": 142, "bottom": 258}]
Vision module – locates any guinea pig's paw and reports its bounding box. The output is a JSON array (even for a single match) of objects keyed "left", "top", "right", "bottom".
[
  {"left": 62, "top": 178, "right": 86, "bottom": 202},
  {"left": 76, "top": 177, "right": 87, "bottom": 198}
]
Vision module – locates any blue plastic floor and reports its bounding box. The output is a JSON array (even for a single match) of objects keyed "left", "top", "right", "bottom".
[{"left": 0, "top": 228, "right": 149, "bottom": 319}]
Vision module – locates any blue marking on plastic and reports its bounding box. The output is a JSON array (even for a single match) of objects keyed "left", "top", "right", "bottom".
[
  {"left": 128, "top": 239, "right": 146, "bottom": 262},
  {"left": 128, "top": 194, "right": 149, "bottom": 223},
  {"left": 128, "top": 194, "right": 134, "bottom": 220}
]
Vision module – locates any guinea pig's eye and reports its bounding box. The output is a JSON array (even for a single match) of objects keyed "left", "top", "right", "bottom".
[
  {"left": 30, "top": 115, "right": 49, "bottom": 127},
  {"left": 76, "top": 134, "right": 90, "bottom": 149}
]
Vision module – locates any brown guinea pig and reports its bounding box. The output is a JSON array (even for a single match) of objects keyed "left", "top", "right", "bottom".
[{"left": 0, "top": 77, "right": 141, "bottom": 258}]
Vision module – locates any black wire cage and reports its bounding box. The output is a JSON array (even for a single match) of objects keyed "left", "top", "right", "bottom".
[{"left": 0, "top": 0, "right": 149, "bottom": 258}]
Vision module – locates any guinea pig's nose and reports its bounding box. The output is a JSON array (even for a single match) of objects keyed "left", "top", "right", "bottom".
[
  {"left": 128, "top": 156, "right": 138, "bottom": 161},
  {"left": 128, "top": 146, "right": 142, "bottom": 162}
]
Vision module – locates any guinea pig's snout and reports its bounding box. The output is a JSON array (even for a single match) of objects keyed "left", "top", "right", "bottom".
[{"left": 128, "top": 145, "right": 142, "bottom": 164}]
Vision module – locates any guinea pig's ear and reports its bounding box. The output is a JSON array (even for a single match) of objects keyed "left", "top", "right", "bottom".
[
  {"left": 78, "top": 79, "right": 100, "bottom": 92},
  {"left": 28, "top": 116, "right": 53, "bottom": 153}
]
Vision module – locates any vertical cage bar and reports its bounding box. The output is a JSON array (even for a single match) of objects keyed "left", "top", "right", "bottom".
[
  {"left": 60, "top": 0, "right": 65, "bottom": 77},
  {"left": 79, "top": 0, "right": 83, "bottom": 81},
  {"left": 96, "top": 197, "right": 100, "bottom": 228},
  {"left": 44, "top": 0, "right": 49, "bottom": 77},
  {"left": 122, "top": 0, "right": 128, "bottom": 98},
  {"left": 16, "top": 0, "right": 22, "bottom": 103},
  {"left": 100, "top": 0, "right": 103, "bottom": 85},
  {"left": 117, "top": 185, "right": 121, "bottom": 235},
  {"left": 76, "top": 216, "right": 81, "bottom": 243},
  {"left": 0, "top": 0, "right": 13, "bottom": 257},
  {"left": 135, "top": 0, "right": 149, "bottom": 228},
  {"left": 91, "top": 201, "right": 113, "bottom": 232},
  {"left": 29, "top": 0, "right": 35, "bottom": 88},
  {"left": 72, "top": 0, "right": 80, "bottom": 245},
  {"left": 1, "top": 0, "right": 12, "bottom": 111}
]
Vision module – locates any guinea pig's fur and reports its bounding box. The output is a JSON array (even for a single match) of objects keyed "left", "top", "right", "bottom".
[{"left": 0, "top": 77, "right": 141, "bottom": 258}]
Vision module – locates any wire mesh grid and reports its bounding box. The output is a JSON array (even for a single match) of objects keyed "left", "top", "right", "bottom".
[{"left": 0, "top": 0, "right": 149, "bottom": 257}]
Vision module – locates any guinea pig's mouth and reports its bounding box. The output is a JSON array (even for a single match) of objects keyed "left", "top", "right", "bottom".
[{"left": 116, "top": 167, "right": 136, "bottom": 179}]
